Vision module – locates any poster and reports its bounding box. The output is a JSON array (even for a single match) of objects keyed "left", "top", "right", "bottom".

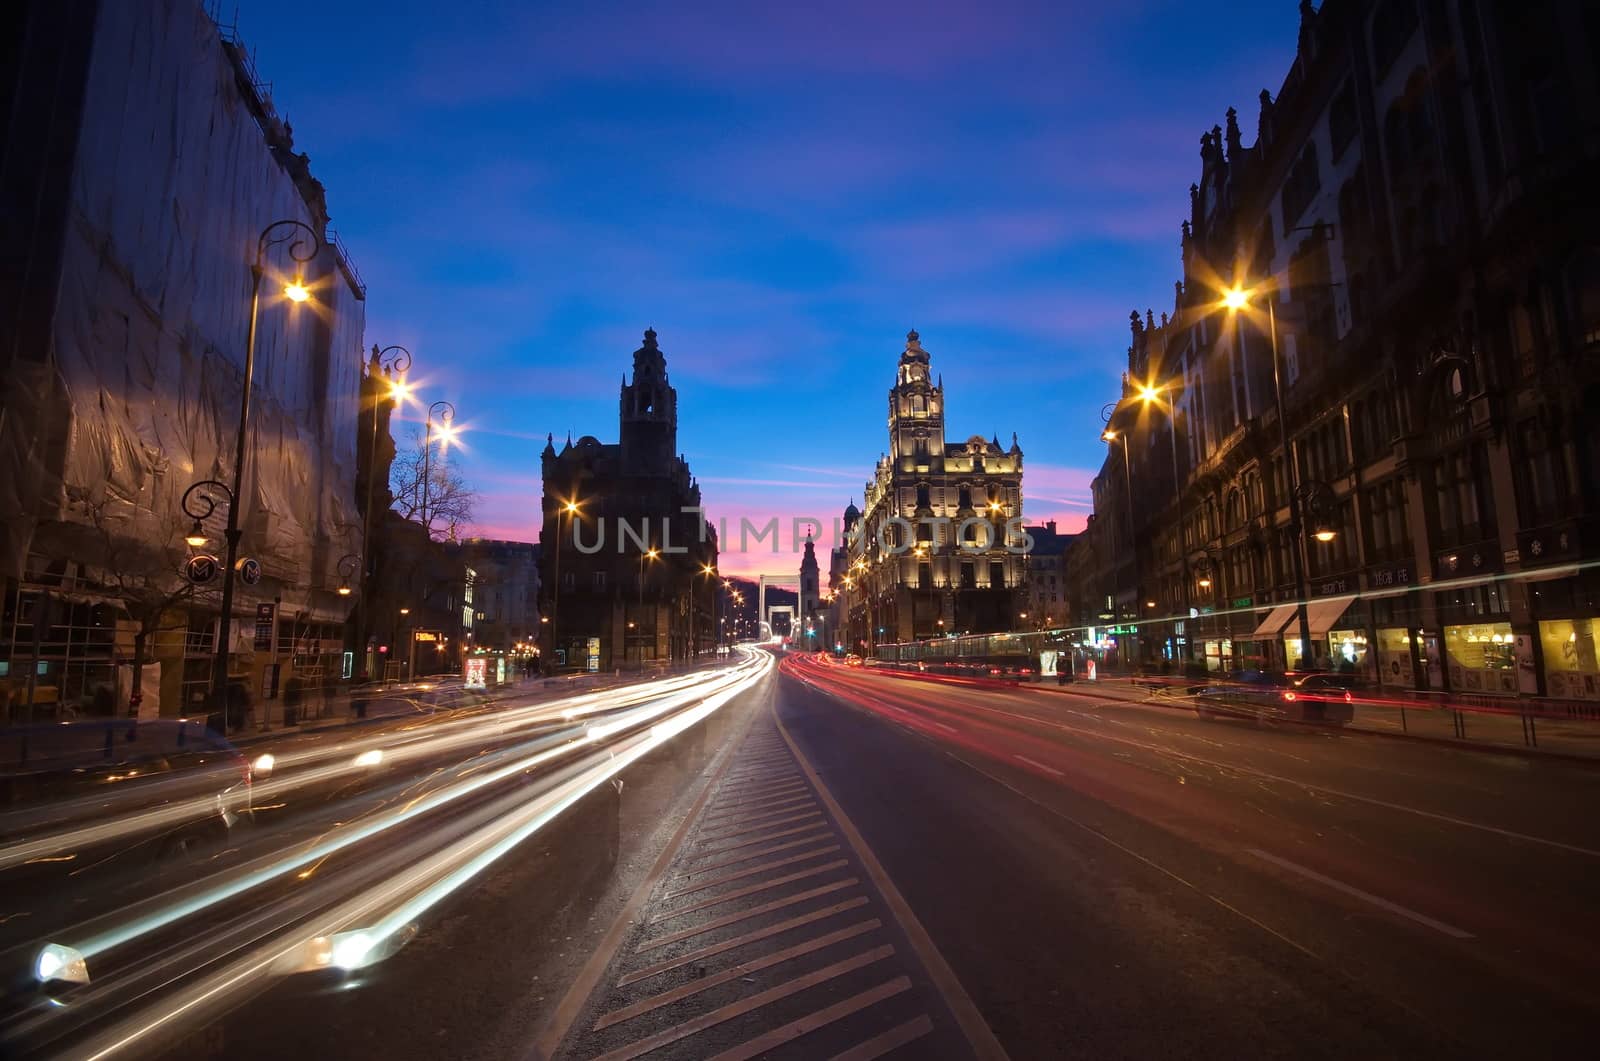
[
  {"left": 464, "top": 657, "right": 487, "bottom": 690},
  {"left": 1039, "top": 650, "right": 1058, "bottom": 678},
  {"left": 586, "top": 637, "right": 601, "bottom": 672}
]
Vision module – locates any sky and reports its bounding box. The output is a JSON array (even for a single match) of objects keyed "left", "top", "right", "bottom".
[{"left": 236, "top": 0, "right": 1303, "bottom": 576}]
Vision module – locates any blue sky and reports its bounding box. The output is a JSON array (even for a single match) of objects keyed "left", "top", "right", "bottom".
[{"left": 236, "top": 0, "right": 1302, "bottom": 574}]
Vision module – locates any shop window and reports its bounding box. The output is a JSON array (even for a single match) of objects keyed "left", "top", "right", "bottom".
[
  {"left": 1375, "top": 626, "right": 1416, "bottom": 688},
  {"left": 1444, "top": 621, "right": 1517, "bottom": 694},
  {"left": 1539, "top": 619, "right": 1600, "bottom": 700}
]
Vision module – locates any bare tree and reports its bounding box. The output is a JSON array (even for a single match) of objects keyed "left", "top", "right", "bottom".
[
  {"left": 83, "top": 500, "right": 214, "bottom": 716},
  {"left": 390, "top": 428, "right": 479, "bottom": 542}
]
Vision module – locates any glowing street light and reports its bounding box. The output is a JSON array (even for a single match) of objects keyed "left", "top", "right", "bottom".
[
  {"left": 184, "top": 520, "right": 208, "bottom": 548},
  {"left": 283, "top": 276, "right": 311, "bottom": 303},
  {"left": 1220, "top": 286, "right": 1251, "bottom": 312}
]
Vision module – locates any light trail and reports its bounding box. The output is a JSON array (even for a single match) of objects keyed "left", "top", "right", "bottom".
[{"left": 60, "top": 650, "right": 771, "bottom": 1061}]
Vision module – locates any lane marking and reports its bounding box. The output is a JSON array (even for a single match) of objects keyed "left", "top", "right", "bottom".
[
  {"left": 590, "top": 945, "right": 896, "bottom": 1061},
  {"left": 649, "top": 860, "right": 850, "bottom": 923},
  {"left": 695, "top": 810, "right": 825, "bottom": 844},
  {"left": 776, "top": 711, "right": 1011, "bottom": 1061},
  {"left": 1012, "top": 754, "right": 1065, "bottom": 778},
  {"left": 617, "top": 900, "right": 874, "bottom": 988},
  {"left": 941, "top": 747, "right": 1321, "bottom": 962},
  {"left": 595, "top": 920, "right": 882, "bottom": 1030},
  {"left": 1247, "top": 848, "right": 1475, "bottom": 940},
  {"left": 526, "top": 686, "right": 762, "bottom": 1061},
  {"left": 876, "top": 685, "right": 1600, "bottom": 862},
  {"left": 678, "top": 834, "right": 841, "bottom": 876},
  {"left": 636, "top": 878, "right": 861, "bottom": 953},
  {"left": 707, "top": 976, "right": 914, "bottom": 1061},
  {"left": 693, "top": 822, "right": 831, "bottom": 857},
  {"left": 699, "top": 796, "right": 818, "bottom": 826},
  {"left": 928, "top": 721, "right": 957, "bottom": 735},
  {"left": 660, "top": 844, "right": 842, "bottom": 900},
  {"left": 831, "top": 1013, "right": 935, "bottom": 1061}
]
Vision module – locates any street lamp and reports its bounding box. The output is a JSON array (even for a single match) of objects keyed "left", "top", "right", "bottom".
[
  {"left": 360, "top": 344, "right": 411, "bottom": 658},
  {"left": 551, "top": 497, "right": 580, "bottom": 666},
  {"left": 421, "top": 399, "right": 457, "bottom": 533},
  {"left": 1130, "top": 379, "right": 1189, "bottom": 668},
  {"left": 195, "top": 217, "right": 320, "bottom": 736},
  {"left": 1221, "top": 282, "right": 1316, "bottom": 670},
  {"left": 336, "top": 553, "right": 360, "bottom": 597},
  {"left": 1101, "top": 411, "right": 1143, "bottom": 670}
]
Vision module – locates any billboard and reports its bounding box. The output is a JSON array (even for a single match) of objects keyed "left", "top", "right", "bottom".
[{"left": 464, "top": 657, "right": 487, "bottom": 690}]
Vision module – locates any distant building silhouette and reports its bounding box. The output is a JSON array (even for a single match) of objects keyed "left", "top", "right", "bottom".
[{"left": 539, "top": 330, "right": 718, "bottom": 671}]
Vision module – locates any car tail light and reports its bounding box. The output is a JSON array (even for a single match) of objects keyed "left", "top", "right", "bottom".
[
  {"left": 1282, "top": 690, "right": 1297, "bottom": 702},
  {"left": 1344, "top": 690, "right": 1353, "bottom": 702}
]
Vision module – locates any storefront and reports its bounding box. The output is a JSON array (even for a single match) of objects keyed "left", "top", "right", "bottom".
[
  {"left": 1373, "top": 626, "right": 1416, "bottom": 690},
  {"left": 1538, "top": 618, "right": 1600, "bottom": 701},
  {"left": 1202, "top": 638, "right": 1233, "bottom": 673},
  {"left": 1443, "top": 621, "right": 1517, "bottom": 695}
]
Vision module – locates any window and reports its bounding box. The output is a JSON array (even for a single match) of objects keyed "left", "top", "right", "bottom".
[
  {"left": 918, "top": 561, "right": 932, "bottom": 590},
  {"left": 1371, "top": 0, "right": 1418, "bottom": 78},
  {"left": 990, "top": 559, "right": 1006, "bottom": 588},
  {"left": 1515, "top": 420, "right": 1573, "bottom": 525},
  {"left": 916, "top": 482, "right": 930, "bottom": 509},
  {"left": 1364, "top": 478, "right": 1412, "bottom": 561},
  {"left": 1281, "top": 142, "right": 1321, "bottom": 227},
  {"left": 563, "top": 571, "right": 575, "bottom": 591},
  {"left": 960, "top": 561, "right": 977, "bottom": 589},
  {"left": 1432, "top": 446, "right": 1488, "bottom": 547},
  {"left": 958, "top": 484, "right": 972, "bottom": 509},
  {"left": 1329, "top": 82, "right": 1358, "bottom": 159},
  {"left": 592, "top": 571, "right": 607, "bottom": 592}
]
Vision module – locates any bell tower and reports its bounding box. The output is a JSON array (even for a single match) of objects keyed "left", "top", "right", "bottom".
[
  {"left": 620, "top": 327, "right": 678, "bottom": 474},
  {"left": 888, "top": 329, "right": 944, "bottom": 463}
]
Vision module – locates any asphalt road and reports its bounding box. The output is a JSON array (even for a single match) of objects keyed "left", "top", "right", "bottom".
[{"left": 20, "top": 649, "right": 1594, "bottom": 1059}]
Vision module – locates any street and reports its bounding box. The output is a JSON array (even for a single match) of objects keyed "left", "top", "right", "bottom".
[{"left": 35, "top": 647, "right": 1581, "bottom": 1060}]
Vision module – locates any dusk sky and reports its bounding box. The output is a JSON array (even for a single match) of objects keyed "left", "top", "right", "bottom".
[{"left": 238, "top": 0, "right": 1301, "bottom": 576}]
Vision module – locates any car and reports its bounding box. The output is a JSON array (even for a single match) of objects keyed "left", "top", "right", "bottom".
[
  {"left": 1195, "top": 670, "right": 1356, "bottom": 725},
  {"left": 0, "top": 718, "right": 257, "bottom": 859}
]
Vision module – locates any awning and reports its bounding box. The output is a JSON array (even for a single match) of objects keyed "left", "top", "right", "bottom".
[
  {"left": 1249, "top": 604, "right": 1297, "bottom": 639},
  {"left": 1306, "top": 597, "right": 1355, "bottom": 637}
]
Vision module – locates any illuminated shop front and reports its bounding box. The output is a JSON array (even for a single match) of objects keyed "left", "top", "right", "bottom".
[
  {"left": 1538, "top": 618, "right": 1600, "bottom": 701},
  {"left": 1443, "top": 621, "right": 1516, "bottom": 694},
  {"left": 1374, "top": 626, "right": 1415, "bottom": 689}
]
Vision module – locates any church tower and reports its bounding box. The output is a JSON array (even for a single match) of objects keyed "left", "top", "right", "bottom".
[
  {"left": 620, "top": 327, "right": 678, "bottom": 474},
  {"left": 888, "top": 330, "right": 944, "bottom": 463}
]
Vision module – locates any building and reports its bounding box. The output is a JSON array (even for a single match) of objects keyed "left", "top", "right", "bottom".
[
  {"left": 1079, "top": 0, "right": 1600, "bottom": 705},
  {"left": 538, "top": 330, "right": 718, "bottom": 671},
  {"left": 450, "top": 539, "right": 541, "bottom": 655},
  {"left": 838, "top": 331, "right": 1026, "bottom": 651},
  {"left": 1, "top": 1, "right": 366, "bottom": 720},
  {"left": 1022, "top": 522, "right": 1076, "bottom": 629}
]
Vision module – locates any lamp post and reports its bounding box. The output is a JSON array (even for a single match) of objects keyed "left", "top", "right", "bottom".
[
  {"left": 201, "top": 218, "right": 320, "bottom": 735},
  {"left": 336, "top": 554, "right": 360, "bottom": 598},
  {"left": 1135, "top": 382, "right": 1189, "bottom": 668},
  {"left": 421, "top": 399, "right": 457, "bottom": 534},
  {"left": 361, "top": 345, "right": 411, "bottom": 670},
  {"left": 636, "top": 547, "right": 658, "bottom": 664},
  {"left": 1101, "top": 407, "right": 1142, "bottom": 671},
  {"left": 550, "top": 498, "right": 579, "bottom": 668}
]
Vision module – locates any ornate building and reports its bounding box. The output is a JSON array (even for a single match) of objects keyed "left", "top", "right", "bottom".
[
  {"left": 1075, "top": 0, "right": 1600, "bottom": 708},
  {"left": 838, "top": 331, "right": 1025, "bottom": 650},
  {"left": 538, "top": 330, "right": 718, "bottom": 671}
]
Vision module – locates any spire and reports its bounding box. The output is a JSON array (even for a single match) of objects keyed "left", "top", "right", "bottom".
[
  {"left": 1258, "top": 88, "right": 1275, "bottom": 144},
  {"left": 542, "top": 432, "right": 556, "bottom": 458},
  {"left": 1225, "top": 106, "right": 1243, "bottom": 158}
]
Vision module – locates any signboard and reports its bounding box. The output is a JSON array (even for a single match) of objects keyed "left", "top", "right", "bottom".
[
  {"left": 464, "top": 657, "right": 487, "bottom": 690},
  {"left": 185, "top": 554, "right": 219, "bottom": 585},
  {"left": 254, "top": 603, "right": 275, "bottom": 650},
  {"left": 414, "top": 631, "right": 438, "bottom": 642},
  {"left": 586, "top": 637, "right": 601, "bottom": 673},
  {"left": 495, "top": 657, "right": 506, "bottom": 684},
  {"left": 1086, "top": 659, "right": 1097, "bottom": 681},
  {"left": 341, "top": 651, "right": 354, "bottom": 680},
  {"left": 1232, "top": 597, "right": 1254, "bottom": 609},
  {"left": 1039, "top": 650, "right": 1058, "bottom": 678},
  {"left": 237, "top": 557, "right": 262, "bottom": 586}
]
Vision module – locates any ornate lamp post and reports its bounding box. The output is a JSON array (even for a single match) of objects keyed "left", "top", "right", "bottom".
[
  {"left": 360, "top": 345, "right": 411, "bottom": 670},
  {"left": 421, "top": 399, "right": 457, "bottom": 533},
  {"left": 195, "top": 218, "right": 319, "bottom": 734},
  {"left": 1101, "top": 400, "right": 1142, "bottom": 670}
]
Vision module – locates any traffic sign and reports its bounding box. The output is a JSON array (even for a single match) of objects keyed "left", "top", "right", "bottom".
[
  {"left": 185, "top": 554, "right": 219, "bottom": 585},
  {"left": 237, "top": 557, "right": 262, "bottom": 585}
]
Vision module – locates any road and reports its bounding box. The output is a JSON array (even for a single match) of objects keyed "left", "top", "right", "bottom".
[{"left": 7, "top": 648, "right": 1596, "bottom": 1058}]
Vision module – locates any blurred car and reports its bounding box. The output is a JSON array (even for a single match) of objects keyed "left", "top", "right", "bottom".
[
  {"left": 843, "top": 654, "right": 864, "bottom": 667},
  {"left": 1195, "top": 670, "right": 1356, "bottom": 725},
  {"left": 0, "top": 718, "right": 257, "bottom": 859}
]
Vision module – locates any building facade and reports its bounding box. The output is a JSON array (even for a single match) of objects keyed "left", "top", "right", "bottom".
[
  {"left": 838, "top": 331, "right": 1026, "bottom": 651},
  {"left": 1077, "top": 0, "right": 1600, "bottom": 706},
  {"left": 2, "top": 1, "right": 366, "bottom": 721},
  {"left": 1022, "top": 522, "right": 1076, "bottom": 629},
  {"left": 538, "top": 330, "right": 718, "bottom": 671}
]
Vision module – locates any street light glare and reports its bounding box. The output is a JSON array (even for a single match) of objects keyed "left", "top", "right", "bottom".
[
  {"left": 1221, "top": 286, "right": 1251, "bottom": 311},
  {"left": 1314, "top": 528, "right": 1338, "bottom": 543},
  {"left": 1138, "top": 384, "right": 1160, "bottom": 402},
  {"left": 388, "top": 378, "right": 412, "bottom": 402},
  {"left": 283, "top": 277, "right": 311, "bottom": 303},
  {"left": 184, "top": 519, "right": 208, "bottom": 547},
  {"left": 1101, "top": 429, "right": 1117, "bottom": 442}
]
